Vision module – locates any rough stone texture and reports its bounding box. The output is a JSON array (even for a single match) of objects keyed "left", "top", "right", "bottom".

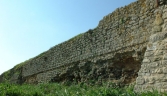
[
  {"left": 134, "top": 34, "right": 167, "bottom": 92},
  {"left": 20, "top": 0, "right": 150, "bottom": 85},
  {"left": 1, "top": 0, "right": 167, "bottom": 92}
]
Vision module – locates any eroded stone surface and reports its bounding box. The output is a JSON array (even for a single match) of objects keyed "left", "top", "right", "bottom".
[
  {"left": 135, "top": 33, "right": 167, "bottom": 92},
  {"left": 0, "top": 0, "right": 150, "bottom": 85},
  {"left": 1, "top": 0, "right": 167, "bottom": 93}
]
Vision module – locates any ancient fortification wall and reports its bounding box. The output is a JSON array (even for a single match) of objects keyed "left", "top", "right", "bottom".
[
  {"left": 134, "top": 31, "right": 167, "bottom": 92},
  {"left": 1, "top": 0, "right": 167, "bottom": 92},
  {"left": 22, "top": 0, "right": 151, "bottom": 84}
]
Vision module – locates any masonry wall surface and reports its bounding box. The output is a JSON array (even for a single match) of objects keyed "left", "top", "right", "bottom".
[
  {"left": 1, "top": 0, "right": 167, "bottom": 92},
  {"left": 134, "top": 32, "right": 167, "bottom": 92},
  {"left": 22, "top": 0, "right": 151, "bottom": 83}
]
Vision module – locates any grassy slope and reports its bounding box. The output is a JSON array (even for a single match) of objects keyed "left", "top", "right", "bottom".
[{"left": 0, "top": 82, "right": 167, "bottom": 96}]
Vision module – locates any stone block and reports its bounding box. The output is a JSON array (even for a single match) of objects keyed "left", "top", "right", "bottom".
[
  {"left": 163, "top": 53, "right": 167, "bottom": 60},
  {"left": 145, "top": 73, "right": 151, "bottom": 76},
  {"left": 156, "top": 74, "right": 165, "bottom": 82},
  {"left": 152, "top": 26, "right": 162, "bottom": 32},
  {"left": 161, "top": 77, "right": 167, "bottom": 82},
  {"left": 162, "top": 67, "right": 167, "bottom": 73},
  {"left": 143, "top": 58, "right": 151, "bottom": 63},
  {"left": 155, "top": 68, "right": 163, "bottom": 74},
  {"left": 154, "top": 83, "right": 163, "bottom": 89},
  {"left": 136, "top": 77, "right": 145, "bottom": 85},
  {"left": 142, "top": 68, "right": 150, "bottom": 73},
  {"left": 138, "top": 72, "right": 145, "bottom": 76},
  {"left": 162, "top": 60, "right": 167, "bottom": 65},
  {"left": 162, "top": 84, "right": 167, "bottom": 89},
  {"left": 154, "top": 50, "right": 163, "bottom": 56},
  {"left": 147, "top": 85, "right": 156, "bottom": 91},
  {"left": 147, "top": 42, "right": 156, "bottom": 51},
  {"left": 149, "top": 62, "right": 159, "bottom": 68},
  {"left": 144, "top": 77, "right": 149, "bottom": 83},
  {"left": 153, "top": 13, "right": 163, "bottom": 25},
  {"left": 153, "top": 56, "right": 162, "bottom": 61},
  {"left": 157, "top": 45, "right": 166, "bottom": 50},
  {"left": 163, "top": 9, "right": 167, "bottom": 12},
  {"left": 148, "top": 77, "right": 155, "bottom": 84},
  {"left": 150, "top": 31, "right": 167, "bottom": 42},
  {"left": 163, "top": 12, "right": 167, "bottom": 19}
]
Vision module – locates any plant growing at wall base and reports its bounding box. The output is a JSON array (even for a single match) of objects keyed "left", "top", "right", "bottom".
[{"left": 0, "top": 82, "right": 167, "bottom": 96}]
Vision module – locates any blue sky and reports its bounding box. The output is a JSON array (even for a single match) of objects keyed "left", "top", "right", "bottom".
[{"left": 0, "top": 0, "right": 136, "bottom": 74}]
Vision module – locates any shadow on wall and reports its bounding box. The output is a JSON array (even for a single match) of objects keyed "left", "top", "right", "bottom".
[{"left": 48, "top": 47, "right": 147, "bottom": 86}]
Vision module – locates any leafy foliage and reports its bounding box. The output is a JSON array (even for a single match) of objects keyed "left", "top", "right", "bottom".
[{"left": 0, "top": 82, "right": 166, "bottom": 96}]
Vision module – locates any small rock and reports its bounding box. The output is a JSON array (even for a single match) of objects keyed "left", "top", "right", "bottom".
[
  {"left": 152, "top": 26, "right": 162, "bottom": 33},
  {"left": 153, "top": 56, "right": 162, "bottom": 61},
  {"left": 163, "top": 12, "right": 167, "bottom": 19},
  {"left": 154, "top": 13, "right": 163, "bottom": 25},
  {"left": 147, "top": 42, "right": 156, "bottom": 51},
  {"left": 163, "top": 67, "right": 167, "bottom": 73},
  {"left": 162, "top": 60, "right": 167, "bottom": 65},
  {"left": 163, "top": 53, "right": 167, "bottom": 60},
  {"left": 143, "top": 58, "right": 151, "bottom": 63},
  {"left": 136, "top": 77, "right": 145, "bottom": 85},
  {"left": 150, "top": 62, "right": 159, "bottom": 68},
  {"left": 144, "top": 51, "right": 154, "bottom": 57},
  {"left": 155, "top": 68, "right": 163, "bottom": 74},
  {"left": 148, "top": 77, "right": 155, "bottom": 84}
]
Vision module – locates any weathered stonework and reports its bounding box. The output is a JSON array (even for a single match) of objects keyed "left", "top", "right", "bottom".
[
  {"left": 134, "top": 36, "right": 167, "bottom": 92},
  {"left": 1, "top": 0, "right": 167, "bottom": 92}
]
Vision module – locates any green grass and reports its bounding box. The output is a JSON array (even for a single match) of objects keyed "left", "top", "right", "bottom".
[{"left": 0, "top": 82, "right": 167, "bottom": 96}]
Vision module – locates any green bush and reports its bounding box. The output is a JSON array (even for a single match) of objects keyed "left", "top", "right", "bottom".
[{"left": 0, "top": 82, "right": 167, "bottom": 96}]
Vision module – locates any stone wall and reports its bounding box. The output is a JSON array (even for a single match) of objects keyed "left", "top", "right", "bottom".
[
  {"left": 134, "top": 32, "right": 167, "bottom": 92},
  {"left": 1, "top": 0, "right": 167, "bottom": 92},
  {"left": 134, "top": 1, "right": 167, "bottom": 91},
  {"left": 21, "top": 0, "right": 151, "bottom": 84}
]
